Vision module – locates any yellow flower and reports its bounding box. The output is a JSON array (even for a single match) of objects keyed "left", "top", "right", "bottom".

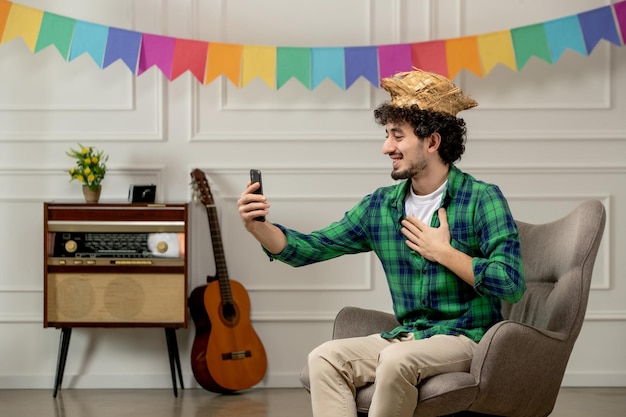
[{"left": 66, "top": 143, "right": 108, "bottom": 188}]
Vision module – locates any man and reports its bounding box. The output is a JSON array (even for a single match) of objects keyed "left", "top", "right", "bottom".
[{"left": 237, "top": 69, "right": 525, "bottom": 417}]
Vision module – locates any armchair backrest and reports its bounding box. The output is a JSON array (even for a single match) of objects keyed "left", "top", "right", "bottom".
[{"left": 501, "top": 200, "right": 606, "bottom": 340}]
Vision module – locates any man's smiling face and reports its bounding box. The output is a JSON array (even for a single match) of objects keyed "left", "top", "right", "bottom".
[{"left": 382, "top": 121, "right": 428, "bottom": 181}]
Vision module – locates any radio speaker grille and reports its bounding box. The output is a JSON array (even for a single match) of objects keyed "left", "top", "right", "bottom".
[{"left": 47, "top": 273, "right": 185, "bottom": 325}]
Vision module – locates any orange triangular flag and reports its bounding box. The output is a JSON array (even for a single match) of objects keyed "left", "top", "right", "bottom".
[
  {"left": 205, "top": 42, "right": 243, "bottom": 86},
  {"left": 445, "top": 36, "right": 482, "bottom": 79},
  {"left": 477, "top": 30, "right": 517, "bottom": 75},
  {"left": 0, "top": 0, "right": 12, "bottom": 37}
]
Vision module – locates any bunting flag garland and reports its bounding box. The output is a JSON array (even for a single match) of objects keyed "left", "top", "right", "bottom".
[{"left": 1, "top": 0, "right": 625, "bottom": 90}]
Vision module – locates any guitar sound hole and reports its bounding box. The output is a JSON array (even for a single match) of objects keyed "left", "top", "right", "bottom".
[{"left": 221, "top": 302, "right": 238, "bottom": 325}]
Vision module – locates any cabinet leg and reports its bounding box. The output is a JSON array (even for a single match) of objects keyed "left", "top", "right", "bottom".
[
  {"left": 53, "top": 328, "right": 72, "bottom": 398},
  {"left": 164, "top": 328, "right": 184, "bottom": 397}
]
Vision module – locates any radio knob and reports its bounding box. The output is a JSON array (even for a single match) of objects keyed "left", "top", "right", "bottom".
[
  {"left": 157, "top": 241, "right": 168, "bottom": 253},
  {"left": 65, "top": 240, "right": 78, "bottom": 253}
]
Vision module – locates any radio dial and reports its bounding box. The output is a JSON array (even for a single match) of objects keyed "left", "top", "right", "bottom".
[
  {"left": 156, "top": 241, "right": 168, "bottom": 253},
  {"left": 65, "top": 240, "right": 78, "bottom": 253}
]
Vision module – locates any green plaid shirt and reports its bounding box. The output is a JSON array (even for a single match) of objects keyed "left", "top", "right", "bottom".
[{"left": 269, "top": 165, "right": 525, "bottom": 342}]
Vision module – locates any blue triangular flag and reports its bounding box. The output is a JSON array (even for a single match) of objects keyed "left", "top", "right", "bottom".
[
  {"left": 578, "top": 6, "right": 621, "bottom": 53},
  {"left": 344, "top": 46, "right": 379, "bottom": 88},
  {"left": 311, "top": 47, "right": 345, "bottom": 90},
  {"left": 544, "top": 15, "right": 588, "bottom": 61},
  {"left": 69, "top": 21, "right": 110, "bottom": 67},
  {"left": 103, "top": 27, "right": 142, "bottom": 72}
]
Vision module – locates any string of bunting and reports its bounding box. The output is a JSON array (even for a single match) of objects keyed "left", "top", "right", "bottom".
[{"left": 1, "top": 0, "right": 625, "bottom": 90}]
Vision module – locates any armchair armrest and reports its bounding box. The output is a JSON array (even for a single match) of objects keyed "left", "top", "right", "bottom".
[
  {"left": 469, "top": 320, "right": 570, "bottom": 417},
  {"left": 332, "top": 306, "right": 400, "bottom": 339}
]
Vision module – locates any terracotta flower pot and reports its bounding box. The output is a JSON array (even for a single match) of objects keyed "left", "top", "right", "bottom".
[{"left": 82, "top": 185, "right": 102, "bottom": 203}]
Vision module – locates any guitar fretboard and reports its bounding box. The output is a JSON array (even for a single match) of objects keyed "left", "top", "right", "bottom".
[{"left": 205, "top": 200, "right": 233, "bottom": 305}]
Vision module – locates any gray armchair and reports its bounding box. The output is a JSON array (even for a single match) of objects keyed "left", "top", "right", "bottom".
[{"left": 300, "top": 200, "right": 606, "bottom": 417}]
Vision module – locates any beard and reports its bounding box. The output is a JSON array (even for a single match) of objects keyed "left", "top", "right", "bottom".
[{"left": 390, "top": 156, "right": 427, "bottom": 180}]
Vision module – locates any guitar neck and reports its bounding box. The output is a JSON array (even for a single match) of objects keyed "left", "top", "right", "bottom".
[{"left": 205, "top": 205, "right": 232, "bottom": 302}]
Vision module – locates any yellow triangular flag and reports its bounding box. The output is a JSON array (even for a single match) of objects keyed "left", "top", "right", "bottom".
[
  {"left": 477, "top": 30, "right": 517, "bottom": 75},
  {"left": 1, "top": 3, "right": 44, "bottom": 52},
  {"left": 242, "top": 45, "right": 277, "bottom": 89}
]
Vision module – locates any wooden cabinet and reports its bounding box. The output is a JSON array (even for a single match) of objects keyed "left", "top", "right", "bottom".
[{"left": 43, "top": 202, "right": 189, "bottom": 396}]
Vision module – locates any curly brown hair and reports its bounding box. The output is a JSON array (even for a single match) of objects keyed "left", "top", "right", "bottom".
[{"left": 373, "top": 103, "right": 467, "bottom": 165}]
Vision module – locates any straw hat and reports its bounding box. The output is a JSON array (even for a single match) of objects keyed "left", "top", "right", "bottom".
[{"left": 381, "top": 68, "right": 477, "bottom": 116}]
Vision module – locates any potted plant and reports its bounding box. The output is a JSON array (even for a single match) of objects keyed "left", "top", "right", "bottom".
[{"left": 66, "top": 143, "right": 108, "bottom": 203}]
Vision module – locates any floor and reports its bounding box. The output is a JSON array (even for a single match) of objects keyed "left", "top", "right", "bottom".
[{"left": 0, "top": 387, "right": 624, "bottom": 417}]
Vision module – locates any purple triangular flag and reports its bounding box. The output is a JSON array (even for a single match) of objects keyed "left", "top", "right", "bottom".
[
  {"left": 137, "top": 34, "right": 176, "bottom": 78},
  {"left": 614, "top": 0, "right": 626, "bottom": 44},
  {"left": 378, "top": 44, "right": 412, "bottom": 79}
]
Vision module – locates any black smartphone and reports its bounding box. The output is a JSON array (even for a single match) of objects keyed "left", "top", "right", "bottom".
[{"left": 249, "top": 169, "right": 265, "bottom": 222}]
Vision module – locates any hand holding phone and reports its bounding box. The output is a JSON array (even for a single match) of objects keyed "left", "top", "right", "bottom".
[{"left": 249, "top": 169, "right": 265, "bottom": 222}]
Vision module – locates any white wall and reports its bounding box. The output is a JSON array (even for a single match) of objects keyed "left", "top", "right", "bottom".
[{"left": 0, "top": 0, "right": 625, "bottom": 390}]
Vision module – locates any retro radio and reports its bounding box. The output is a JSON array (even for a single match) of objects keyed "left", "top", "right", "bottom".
[{"left": 43, "top": 202, "right": 189, "bottom": 327}]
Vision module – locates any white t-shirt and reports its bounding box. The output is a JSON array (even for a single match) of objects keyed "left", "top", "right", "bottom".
[{"left": 404, "top": 180, "right": 447, "bottom": 225}]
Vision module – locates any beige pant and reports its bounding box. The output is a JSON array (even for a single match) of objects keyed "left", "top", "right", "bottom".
[{"left": 307, "top": 333, "right": 477, "bottom": 417}]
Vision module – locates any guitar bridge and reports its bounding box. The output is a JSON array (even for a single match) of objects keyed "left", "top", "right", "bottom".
[{"left": 222, "top": 350, "right": 252, "bottom": 360}]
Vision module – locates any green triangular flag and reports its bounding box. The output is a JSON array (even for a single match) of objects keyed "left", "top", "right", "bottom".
[
  {"left": 511, "top": 23, "right": 552, "bottom": 70},
  {"left": 277, "top": 47, "right": 311, "bottom": 89},
  {"left": 34, "top": 12, "right": 76, "bottom": 59}
]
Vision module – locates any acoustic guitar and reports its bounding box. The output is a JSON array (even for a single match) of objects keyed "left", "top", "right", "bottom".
[{"left": 189, "top": 168, "right": 267, "bottom": 393}]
